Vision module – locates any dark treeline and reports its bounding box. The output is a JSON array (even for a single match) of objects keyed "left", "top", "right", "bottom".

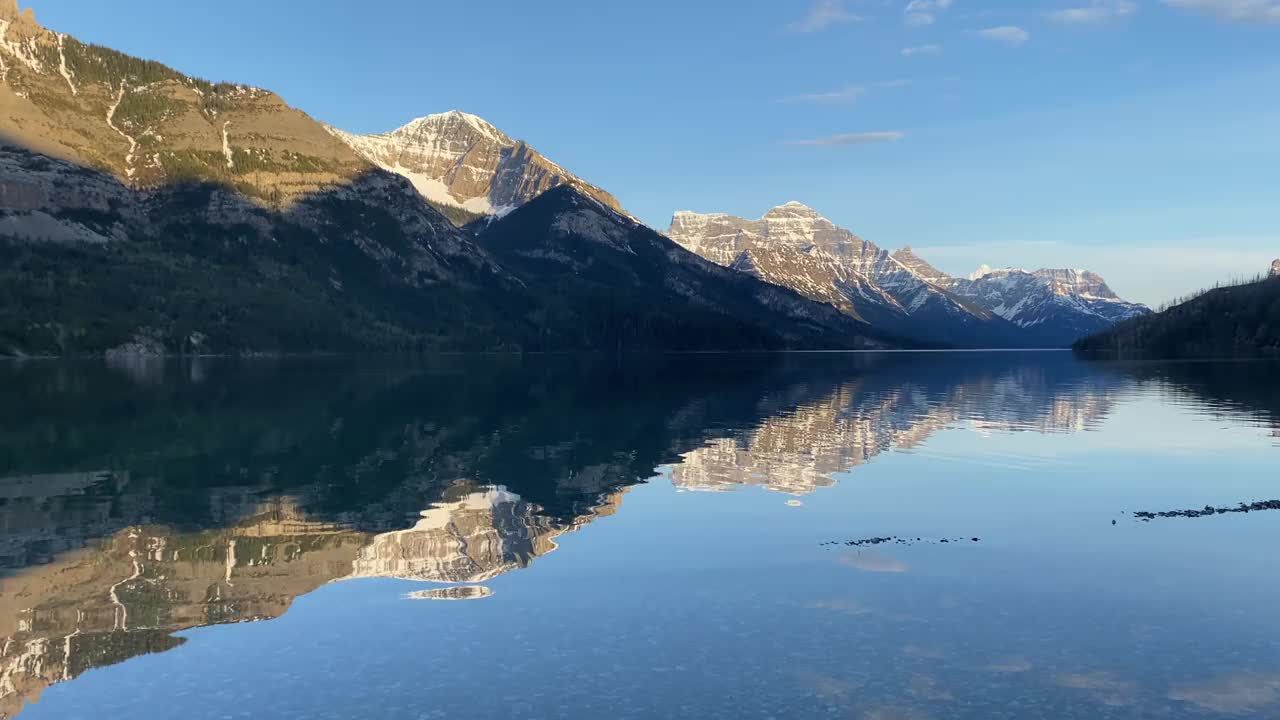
[{"left": 1075, "top": 274, "right": 1280, "bottom": 358}]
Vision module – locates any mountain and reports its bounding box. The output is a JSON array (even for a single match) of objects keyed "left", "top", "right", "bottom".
[
  {"left": 477, "top": 187, "right": 896, "bottom": 350},
  {"left": 1075, "top": 269, "right": 1280, "bottom": 358},
  {"left": 0, "top": 2, "right": 537, "bottom": 354},
  {"left": 0, "top": 6, "right": 891, "bottom": 355},
  {"left": 895, "top": 250, "right": 1151, "bottom": 347},
  {"left": 667, "top": 202, "right": 1147, "bottom": 348},
  {"left": 0, "top": 3, "right": 368, "bottom": 204},
  {"left": 1271, "top": 259, "right": 1280, "bottom": 278},
  {"left": 666, "top": 203, "right": 1024, "bottom": 347},
  {"left": 326, "top": 110, "right": 621, "bottom": 225},
  {"left": 0, "top": 140, "right": 525, "bottom": 355}
]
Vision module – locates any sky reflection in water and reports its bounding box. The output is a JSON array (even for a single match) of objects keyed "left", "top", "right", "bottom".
[{"left": 0, "top": 353, "right": 1277, "bottom": 719}]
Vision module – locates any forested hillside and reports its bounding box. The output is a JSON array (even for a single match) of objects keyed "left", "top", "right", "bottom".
[{"left": 1074, "top": 274, "right": 1280, "bottom": 358}]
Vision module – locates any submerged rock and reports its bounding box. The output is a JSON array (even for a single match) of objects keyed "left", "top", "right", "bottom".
[{"left": 1133, "top": 499, "right": 1280, "bottom": 521}]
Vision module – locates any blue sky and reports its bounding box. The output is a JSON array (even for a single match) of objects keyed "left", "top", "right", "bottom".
[{"left": 32, "top": 0, "right": 1280, "bottom": 306}]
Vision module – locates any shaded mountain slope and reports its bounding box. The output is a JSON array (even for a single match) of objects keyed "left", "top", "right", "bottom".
[
  {"left": 0, "top": 144, "right": 527, "bottom": 355},
  {"left": 477, "top": 188, "right": 899, "bottom": 351}
]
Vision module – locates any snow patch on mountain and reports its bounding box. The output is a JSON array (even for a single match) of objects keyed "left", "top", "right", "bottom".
[
  {"left": 55, "top": 32, "right": 75, "bottom": 95},
  {"left": 221, "top": 121, "right": 234, "bottom": 169},
  {"left": 0, "top": 18, "right": 44, "bottom": 74}
]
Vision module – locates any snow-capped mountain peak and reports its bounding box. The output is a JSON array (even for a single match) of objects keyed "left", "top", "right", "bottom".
[
  {"left": 325, "top": 111, "right": 620, "bottom": 222},
  {"left": 397, "top": 110, "right": 509, "bottom": 146},
  {"left": 1269, "top": 259, "right": 1280, "bottom": 278},
  {"left": 768, "top": 200, "right": 821, "bottom": 215},
  {"left": 940, "top": 266, "right": 1148, "bottom": 339}
]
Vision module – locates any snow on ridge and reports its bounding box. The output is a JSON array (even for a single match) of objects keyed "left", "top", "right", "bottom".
[
  {"left": 396, "top": 109, "right": 509, "bottom": 145},
  {"left": 672, "top": 210, "right": 731, "bottom": 218},
  {"left": 385, "top": 161, "right": 495, "bottom": 214},
  {"left": 0, "top": 18, "right": 44, "bottom": 74},
  {"left": 221, "top": 121, "right": 234, "bottom": 169},
  {"left": 56, "top": 32, "right": 76, "bottom": 95},
  {"left": 105, "top": 83, "right": 138, "bottom": 179}
]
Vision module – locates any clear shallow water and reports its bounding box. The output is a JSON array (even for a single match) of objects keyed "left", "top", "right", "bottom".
[{"left": 0, "top": 353, "right": 1277, "bottom": 719}]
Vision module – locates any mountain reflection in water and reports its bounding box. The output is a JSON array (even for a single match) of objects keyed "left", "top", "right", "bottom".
[{"left": 0, "top": 353, "right": 1276, "bottom": 718}]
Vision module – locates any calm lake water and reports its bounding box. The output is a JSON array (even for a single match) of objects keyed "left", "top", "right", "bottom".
[{"left": 1, "top": 353, "right": 1278, "bottom": 719}]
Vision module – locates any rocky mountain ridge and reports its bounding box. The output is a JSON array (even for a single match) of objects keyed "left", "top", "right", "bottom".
[
  {"left": 669, "top": 204, "right": 1148, "bottom": 347},
  {"left": 667, "top": 202, "right": 1023, "bottom": 347},
  {"left": 919, "top": 259, "right": 1150, "bottom": 344}
]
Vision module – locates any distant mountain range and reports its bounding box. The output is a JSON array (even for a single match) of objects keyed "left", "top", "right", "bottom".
[
  {"left": 0, "top": 2, "right": 1146, "bottom": 355},
  {"left": 668, "top": 205, "right": 1148, "bottom": 348}
]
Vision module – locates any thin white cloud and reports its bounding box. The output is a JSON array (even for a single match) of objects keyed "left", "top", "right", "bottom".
[
  {"left": 977, "top": 25, "right": 1031, "bottom": 45},
  {"left": 781, "top": 85, "right": 867, "bottom": 104},
  {"left": 901, "top": 43, "right": 944, "bottom": 55},
  {"left": 1049, "top": 0, "right": 1139, "bottom": 23},
  {"left": 778, "top": 79, "right": 909, "bottom": 104},
  {"left": 905, "top": 0, "right": 954, "bottom": 27},
  {"left": 1162, "top": 0, "right": 1280, "bottom": 23},
  {"left": 786, "top": 131, "right": 906, "bottom": 146},
  {"left": 787, "top": 0, "right": 864, "bottom": 32}
]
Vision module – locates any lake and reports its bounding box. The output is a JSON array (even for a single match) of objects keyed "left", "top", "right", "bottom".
[{"left": 1, "top": 352, "right": 1278, "bottom": 719}]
